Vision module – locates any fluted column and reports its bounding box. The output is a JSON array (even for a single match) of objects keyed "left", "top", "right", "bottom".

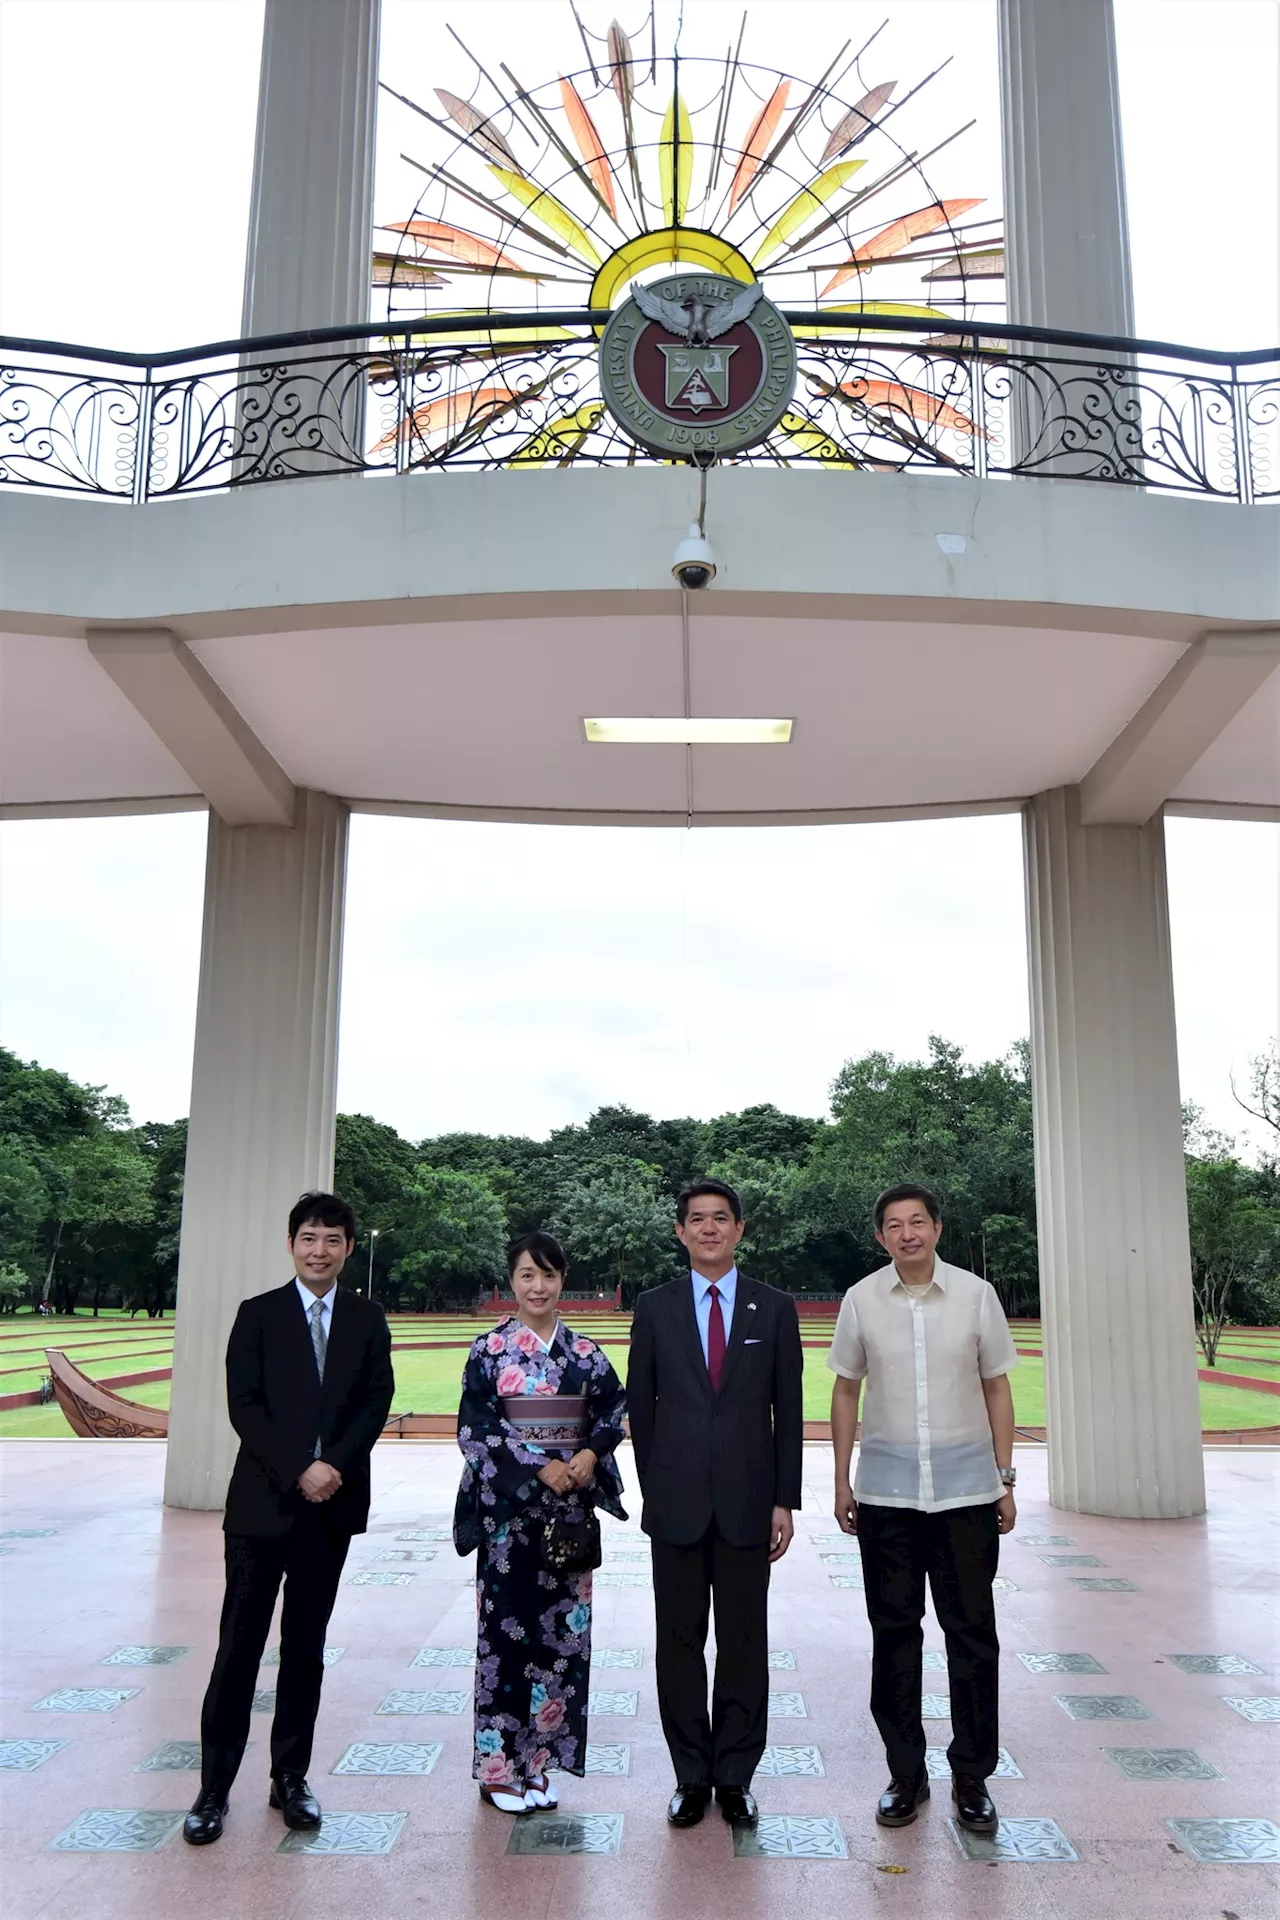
[
  {"left": 164, "top": 792, "right": 348, "bottom": 1511},
  {"left": 238, "top": 0, "right": 381, "bottom": 474},
  {"left": 1023, "top": 788, "right": 1204, "bottom": 1519},
  {"left": 997, "top": 0, "right": 1133, "bottom": 334},
  {"left": 242, "top": 0, "right": 380, "bottom": 335}
]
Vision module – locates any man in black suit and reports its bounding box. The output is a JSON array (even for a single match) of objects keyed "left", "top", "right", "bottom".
[
  {"left": 627, "top": 1179, "right": 804, "bottom": 1829},
  {"left": 183, "top": 1191, "right": 394, "bottom": 1846}
]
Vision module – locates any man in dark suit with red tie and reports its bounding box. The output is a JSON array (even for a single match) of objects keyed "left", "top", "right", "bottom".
[
  {"left": 183, "top": 1192, "right": 394, "bottom": 1846},
  {"left": 626, "top": 1180, "right": 804, "bottom": 1829}
]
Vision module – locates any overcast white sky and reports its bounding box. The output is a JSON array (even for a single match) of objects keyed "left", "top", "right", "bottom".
[{"left": 0, "top": 0, "right": 1277, "bottom": 1151}]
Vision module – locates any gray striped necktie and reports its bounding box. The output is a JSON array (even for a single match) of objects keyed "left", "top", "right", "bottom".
[{"left": 309, "top": 1298, "right": 327, "bottom": 1460}]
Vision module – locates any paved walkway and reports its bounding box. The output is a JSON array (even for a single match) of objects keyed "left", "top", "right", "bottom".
[{"left": 1, "top": 1440, "right": 1277, "bottom": 1919}]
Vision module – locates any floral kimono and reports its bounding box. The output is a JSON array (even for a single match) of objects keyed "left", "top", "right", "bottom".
[{"left": 454, "top": 1316, "right": 627, "bottom": 1787}]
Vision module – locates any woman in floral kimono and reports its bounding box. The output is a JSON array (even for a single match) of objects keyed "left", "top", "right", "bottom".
[{"left": 455, "top": 1230, "right": 627, "bottom": 1815}]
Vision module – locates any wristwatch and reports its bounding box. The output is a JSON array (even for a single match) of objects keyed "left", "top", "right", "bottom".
[{"left": 999, "top": 1466, "right": 1016, "bottom": 1487}]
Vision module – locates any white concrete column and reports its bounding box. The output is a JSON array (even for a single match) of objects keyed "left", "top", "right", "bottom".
[
  {"left": 242, "top": 0, "right": 380, "bottom": 335},
  {"left": 997, "top": 0, "right": 1134, "bottom": 335},
  {"left": 1023, "top": 787, "right": 1205, "bottom": 1520},
  {"left": 238, "top": 0, "right": 381, "bottom": 475},
  {"left": 164, "top": 791, "right": 348, "bottom": 1511}
]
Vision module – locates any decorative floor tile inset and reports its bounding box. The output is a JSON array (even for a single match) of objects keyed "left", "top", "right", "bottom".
[
  {"left": 377, "top": 1689, "right": 468, "bottom": 1716},
  {"left": 948, "top": 1816, "right": 1078, "bottom": 1863},
  {"left": 1223, "top": 1697, "right": 1280, "bottom": 1721},
  {"left": 768, "top": 1692, "right": 808, "bottom": 1718},
  {"left": 49, "top": 1809, "right": 186, "bottom": 1852},
  {"left": 1019, "top": 1535, "right": 1073, "bottom": 1547},
  {"left": 584, "top": 1744, "right": 631, "bottom": 1775},
  {"left": 1017, "top": 1652, "right": 1108, "bottom": 1675},
  {"left": 252, "top": 1689, "right": 276, "bottom": 1713},
  {"left": 829, "top": 1574, "right": 863, "bottom": 1589},
  {"left": 1165, "top": 1818, "right": 1280, "bottom": 1863},
  {"left": 411, "top": 1647, "right": 473, "bottom": 1668},
  {"left": 921, "top": 1694, "right": 952, "bottom": 1719},
  {"left": 1170, "top": 1653, "right": 1264, "bottom": 1676},
  {"left": 592, "top": 1648, "right": 642, "bottom": 1670},
  {"left": 376, "top": 1549, "right": 437, "bottom": 1563},
  {"left": 396, "top": 1528, "right": 451, "bottom": 1542},
  {"left": 1055, "top": 1694, "right": 1151, "bottom": 1721},
  {"left": 992, "top": 1577, "right": 1019, "bottom": 1593},
  {"left": 733, "top": 1814, "right": 848, "bottom": 1859},
  {"left": 602, "top": 1548, "right": 650, "bottom": 1561},
  {"left": 757, "top": 1744, "right": 824, "bottom": 1776},
  {"left": 1102, "top": 1747, "right": 1222, "bottom": 1781},
  {"left": 927, "top": 1746, "right": 1022, "bottom": 1780},
  {"left": 138, "top": 1742, "right": 205, "bottom": 1771},
  {"left": 595, "top": 1572, "right": 651, "bottom": 1587},
  {"left": 506, "top": 1812, "right": 623, "bottom": 1855},
  {"left": 332, "top": 1742, "right": 442, "bottom": 1775},
  {"left": 588, "top": 1690, "right": 638, "bottom": 1716},
  {"left": 0, "top": 1738, "right": 67, "bottom": 1770},
  {"left": 819, "top": 1552, "right": 862, "bottom": 1564},
  {"left": 33, "top": 1689, "right": 138, "bottom": 1714},
  {"left": 0, "top": 1528, "right": 56, "bottom": 1539},
  {"left": 103, "top": 1645, "right": 190, "bottom": 1667},
  {"left": 1039, "top": 1554, "right": 1103, "bottom": 1567},
  {"left": 768, "top": 1649, "right": 797, "bottom": 1670},
  {"left": 349, "top": 1571, "right": 415, "bottom": 1586},
  {"left": 263, "top": 1645, "right": 344, "bottom": 1667},
  {"left": 1071, "top": 1578, "right": 1138, "bottom": 1592},
  {"left": 278, "top": 1811, "right": 406, "bottom": 1854}
]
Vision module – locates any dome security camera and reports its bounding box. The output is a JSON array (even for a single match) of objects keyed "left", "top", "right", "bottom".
[{"left": 672, "top": 523, "right": 716, "bottom": 590}]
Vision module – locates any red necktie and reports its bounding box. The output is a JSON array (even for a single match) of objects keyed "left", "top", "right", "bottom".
[{"left": 707, "top": 1283, "right": 726, "bottom": 1394}]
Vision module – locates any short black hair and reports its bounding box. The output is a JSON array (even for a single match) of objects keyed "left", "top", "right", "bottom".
[
  {"left": 507, "top": 1230, "right": 567, "bottom": 1279},
  {"left": 873, "top": 1184, "right": 942, "bottom": 1232},
  {"left": 676, "top": 1179, "right": 743, "bottom": 1226},
  {"left": 288, "top": 1190, "right": 357, "bottom": 1245}
]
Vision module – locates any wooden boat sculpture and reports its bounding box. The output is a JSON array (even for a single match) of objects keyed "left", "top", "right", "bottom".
[
  {"left": 44, "top": 1348, "right": 170, "bottom": 1439},
  {"left": 43, "top": 1348, "right": 456, "bottom": 1440}
]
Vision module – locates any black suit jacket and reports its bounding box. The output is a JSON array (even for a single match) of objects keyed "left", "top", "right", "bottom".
[
  {"left": 626, "top": 1273, "right": 804, "bottom": 1548},
  {"left": 223, "top": 1280, "right": 394, "bottom": 1538}
]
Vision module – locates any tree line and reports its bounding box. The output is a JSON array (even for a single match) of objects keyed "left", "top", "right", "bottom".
[{"left": 1, "top": 1039, "right": 1277, "bottom": 1354}]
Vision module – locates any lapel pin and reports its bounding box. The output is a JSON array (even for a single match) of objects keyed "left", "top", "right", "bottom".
[{"left": 747, "top": 1302, "right": 757, "bottom": 1312}]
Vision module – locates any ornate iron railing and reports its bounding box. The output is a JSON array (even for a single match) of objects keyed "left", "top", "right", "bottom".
[{"left": 1, "top": 314, "right": 1275, "bottom": 502}]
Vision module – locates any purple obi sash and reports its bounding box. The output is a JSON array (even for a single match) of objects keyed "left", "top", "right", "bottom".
[{"left": 500, "top": 1395, "right": 587, "bottom": 1448}]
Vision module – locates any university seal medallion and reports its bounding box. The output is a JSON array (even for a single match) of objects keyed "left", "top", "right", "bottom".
[{"left": 599, "top": 273, "right": 797, "bottom": 458}]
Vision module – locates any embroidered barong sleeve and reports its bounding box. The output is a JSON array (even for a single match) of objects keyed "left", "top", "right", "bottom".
[{"left": 977, "top": 1285, "right": 1020, "bottom": 1378}]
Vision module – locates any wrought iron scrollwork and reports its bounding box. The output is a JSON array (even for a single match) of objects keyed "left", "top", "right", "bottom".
[{"left": 1, "top": 318, "right": 1275, "bottom": 501}]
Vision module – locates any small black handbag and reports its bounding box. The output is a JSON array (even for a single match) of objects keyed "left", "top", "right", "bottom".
[{"left": 541, "top": 1499, "right": 602, "bottom": 1573}]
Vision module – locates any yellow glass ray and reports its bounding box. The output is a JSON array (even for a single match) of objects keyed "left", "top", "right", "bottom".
[
  {"left": 487, "top": 165, "right": 603, "bottom": 266},
  {"left": 588, "top": 229, "right": 754, "bottom": 311},
  {"left": 790, "top": 300, "right": 951, "bottom": 340},
  {"left": 659, "top": 91, "right": 694, "bottom": 224},
  {"left": 778, "top": 408, "right": 857, "bottom": 466},
  {"left": 508, "top": 402, "right": 605, "bottom": 466},
  {"left": 750, "top": 159, "right": 867, "bottom": 268}
]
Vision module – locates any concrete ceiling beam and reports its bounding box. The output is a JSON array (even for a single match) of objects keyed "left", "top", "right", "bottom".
[
  {"left": 86, "top": 627, "right": 295, "bottom": 827},
  {"left": 1079, "top": 629, "right": 1280, "bottom": 826}
]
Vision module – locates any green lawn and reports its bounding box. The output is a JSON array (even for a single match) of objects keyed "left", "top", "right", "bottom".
[{"left": 7, "top": 1330, "right": 1278, "bottom": 1438}]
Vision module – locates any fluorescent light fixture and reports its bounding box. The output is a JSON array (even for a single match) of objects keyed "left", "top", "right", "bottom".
[{"left": 584, "top": 717, "right": 793, "bottom": 745}]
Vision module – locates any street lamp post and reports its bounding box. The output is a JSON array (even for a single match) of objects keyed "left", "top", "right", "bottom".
[{"left": 367, "top": 1227, "right": 380, "bottom": 1300}]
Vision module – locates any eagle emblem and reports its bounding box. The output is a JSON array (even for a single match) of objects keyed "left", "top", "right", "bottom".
[{"left": 632, "top": 277, "right": 764, "bottom": 347}]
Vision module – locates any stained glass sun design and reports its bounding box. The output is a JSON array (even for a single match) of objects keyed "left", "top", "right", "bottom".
[{"left": 370, "top": 7, "right": 1003, "bottom": 470}]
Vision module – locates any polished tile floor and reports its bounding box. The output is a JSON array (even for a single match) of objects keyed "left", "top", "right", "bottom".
[{"left": 1, "top": 1439, "right": 1277, "bottom": 1919}]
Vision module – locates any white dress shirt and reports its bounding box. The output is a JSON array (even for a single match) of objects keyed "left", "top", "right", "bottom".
[
  {"left": 827, "top": 1259, "right": 1018, "bottom": 1512},
  {"left": 295, "top": 1276, "right": 337, "bottom": 1344},
  {"left": 691, "top": 1266, "right": 737, "bottom": 1367}
]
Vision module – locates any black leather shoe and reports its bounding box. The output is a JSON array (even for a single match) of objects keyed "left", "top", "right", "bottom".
[
  {"left": 182, "top": 1788, "right": 227, "bottom": 1846},
  {"left": 269, "top": 1771, "right": 321, "bottom": 1829},
  {"left": 667, "top": 1784, "right": 712, "bottom": 1827},
  {"left": 875, "top": 1772, "right": 930, "bottom": 1827},
  {"left": 715, "top": 1786, "right": 759, "bottom": 1827},
  {"left": 952, "top": 1773, "right": 998, "bottom": 1834}
]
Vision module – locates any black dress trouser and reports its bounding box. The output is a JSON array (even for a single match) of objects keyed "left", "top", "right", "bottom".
[
  {"left": 199, "top": 1509, "right": 351, "bottom": 1793},
  {"left": 856, "top": 1499, "right": 1000, "bottom": 1783},
  {"left": 650, "top": 1521, "right": 770, "bottom": 1789}
]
